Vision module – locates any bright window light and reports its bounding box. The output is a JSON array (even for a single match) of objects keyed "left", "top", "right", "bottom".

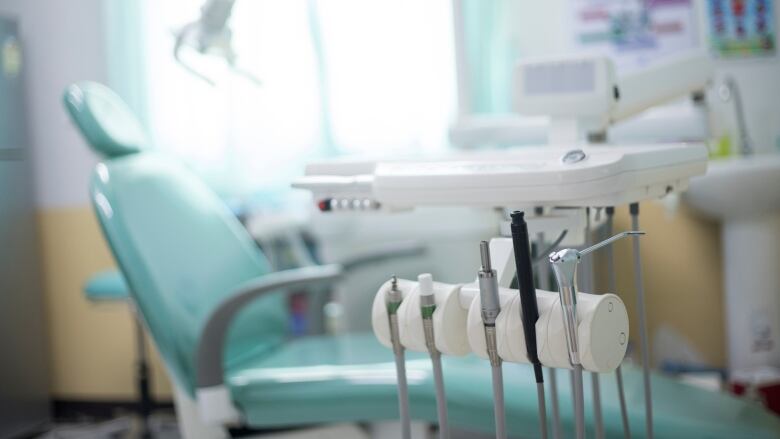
[{"left": 140, "top": 0, "right": 456, "bottom": 205}]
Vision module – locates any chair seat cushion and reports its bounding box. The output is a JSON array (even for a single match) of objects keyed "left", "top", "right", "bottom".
[{"left": 227, "top": 333, "right": 780, "bottom": 438}]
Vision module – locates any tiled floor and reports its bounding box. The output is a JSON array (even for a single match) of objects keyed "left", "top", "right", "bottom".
[
  {"left": 36, "top": 415, "right": 180, "bottom": 439},
  {"left": 35, "top": 417, "right": 497, "bottom": 438}
]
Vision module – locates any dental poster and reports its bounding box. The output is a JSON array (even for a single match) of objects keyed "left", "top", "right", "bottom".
[
  {"left": 570, "top": 0, "right": 699, "bottom": 70},
  {"left": 708, "top": 0, "right": 776, "bottom": 57}
]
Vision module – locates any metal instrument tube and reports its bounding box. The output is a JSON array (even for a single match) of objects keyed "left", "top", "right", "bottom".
[
  {"left": 478, "top": 242, "right": 506, "bottom": 439},
  {"left": 419, "top": 274, "right": 450, "bottom": 439},
  {"left": 606, "top": 207, "right": 632, "bottom": 439},
  {"left": 386, "top": 277, "right": 411, "bottom": 439},
  {"left": 630, "top": 203, "right": 653, "bottom": 439}
]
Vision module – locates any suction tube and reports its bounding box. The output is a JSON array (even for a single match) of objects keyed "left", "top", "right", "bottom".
[{"left": 510, "top": 212, "right": 548, "bottom": 439}]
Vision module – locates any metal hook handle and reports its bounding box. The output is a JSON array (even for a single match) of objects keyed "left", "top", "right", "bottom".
[{"left": 579, "top": 231, "right": 645, "bottom": 257}]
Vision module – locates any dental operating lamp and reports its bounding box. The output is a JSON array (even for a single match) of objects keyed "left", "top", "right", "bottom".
[{"left": 173, "top": 0, "right": 261, "bottom": 85}]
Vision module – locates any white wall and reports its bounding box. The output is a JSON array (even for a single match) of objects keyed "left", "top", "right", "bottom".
[{"left": 0, "top": 0, "right": 106, "bottom": 209}]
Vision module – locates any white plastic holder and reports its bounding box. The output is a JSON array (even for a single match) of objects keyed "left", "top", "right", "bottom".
[
  {"left": 371, "top": 278, "right": 471, "bottom": 356},
  {"left": 373, "top": 278, "right": 629, "bottom": 372},
  {"left": 466, "top": 287, "right": 629, "bottom": 372}
]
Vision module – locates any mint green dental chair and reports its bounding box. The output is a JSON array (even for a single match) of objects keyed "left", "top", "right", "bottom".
[{"left": 63, "top": 82, "right": 780, "bottom": 439}]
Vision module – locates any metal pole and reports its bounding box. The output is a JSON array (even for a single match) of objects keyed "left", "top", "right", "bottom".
[
  {"left": 605, "top": 207, "right": 631, "bottom": 439},
  {"left": 630, "top": 203, "right": 653, "bottom": 439},
  {"left": 132, "top": 305, "right": 153, "bottom": 439},
  {"left": 583, "top": 209, "right": 604, "bottom": 439},
  {"left": 537, "top": 231, "right": 562, "bottom": 439}
]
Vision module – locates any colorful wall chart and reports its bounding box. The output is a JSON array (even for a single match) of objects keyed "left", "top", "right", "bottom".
[
  {"left": 571, "top": 0, "right": 699, "bottom": 70},
  {"left": 708, "top": 0, "right": 776, "bottom": 57}
]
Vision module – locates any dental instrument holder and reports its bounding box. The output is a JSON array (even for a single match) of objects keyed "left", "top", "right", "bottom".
[
  {"left": 386, "top": 276, "right": 411, "bottom": 439},
  {"left": 371, "top": 269, "right": 630, "bottom": 372}
]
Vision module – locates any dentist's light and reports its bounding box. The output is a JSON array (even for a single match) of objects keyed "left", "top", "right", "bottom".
[{"left": 173, "top": 0, "right": 261, "bottom": 86}]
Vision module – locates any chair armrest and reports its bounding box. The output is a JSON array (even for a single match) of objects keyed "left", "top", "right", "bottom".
[
  {"left": 195, "top": 264, "right": 343, "bottom": 423},
  {"left": 337, "top": 240, "right": 425, "bottom": 272},
  {"left": 84, "top": 270, "right": 130, "bottom": 302}
]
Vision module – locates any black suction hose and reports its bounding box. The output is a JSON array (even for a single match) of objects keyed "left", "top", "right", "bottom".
[{"left": 511, "top": 211, "right": 548, "bottom": 439}]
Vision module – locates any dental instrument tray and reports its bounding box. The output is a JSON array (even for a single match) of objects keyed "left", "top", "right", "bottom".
[{"left": 292, "top": 143, "right": 707, "bottom": 210}]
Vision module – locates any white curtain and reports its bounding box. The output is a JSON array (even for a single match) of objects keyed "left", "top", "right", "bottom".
[{"left": 140, "top": 0, "right": 457, "bottom": 208}]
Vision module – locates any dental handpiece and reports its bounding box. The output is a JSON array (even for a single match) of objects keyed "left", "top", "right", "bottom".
[
  {"left": 550, "top": 248, "right": 582, "bottom": 367},
  {"left": 419, "top": 273, "right": 450, "bottom": 439},
  {"left": 386, "top": 276, "right": 411, "bottom": 439},
  {"left": 510, "top": 212, "right": 548, "bottom": 439},
  {"left": 478, "top": 242, "right": 507, "bottom": 439},
  {"left": 549, "top": 231, "right": 645, "bottom": 367},
  {"left": 479, "top": 241, "right": 501, "bottom": 366},
  {"left": 550, "top": 231, "right": 645, "bottom": 439},
  {"left": 549, "top": 248, "right": 585, "bottom": 439}
]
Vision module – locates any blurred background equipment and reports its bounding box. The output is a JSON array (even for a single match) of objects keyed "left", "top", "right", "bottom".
[{"left": 0, "top": 14, "right": 50, "bottom": 438}]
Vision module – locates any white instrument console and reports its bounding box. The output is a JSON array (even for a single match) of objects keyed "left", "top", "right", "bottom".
[{"left": 292, "top": 143, "right": 708, "bottom": 210}]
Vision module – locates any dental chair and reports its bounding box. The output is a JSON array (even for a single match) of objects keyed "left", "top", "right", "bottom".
[{"left": 63, "top": 82, "right": 780, "bottom": 439}]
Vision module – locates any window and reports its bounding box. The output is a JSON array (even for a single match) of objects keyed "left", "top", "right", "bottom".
[{"left": 137, "top": 0, "right": 457, "bottom": 208}]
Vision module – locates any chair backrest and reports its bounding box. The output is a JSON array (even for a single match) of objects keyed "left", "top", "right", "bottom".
[
  {"left": 63, "top": 82, "right": 148, "bottom": 158},
  {"left": 65, "top": 83, "right": 287, "bottom": 395}
]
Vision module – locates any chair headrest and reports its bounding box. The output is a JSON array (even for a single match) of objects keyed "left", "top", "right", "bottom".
[{"left": 63, "top": 81, "right": 148, "bottom": 158}]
